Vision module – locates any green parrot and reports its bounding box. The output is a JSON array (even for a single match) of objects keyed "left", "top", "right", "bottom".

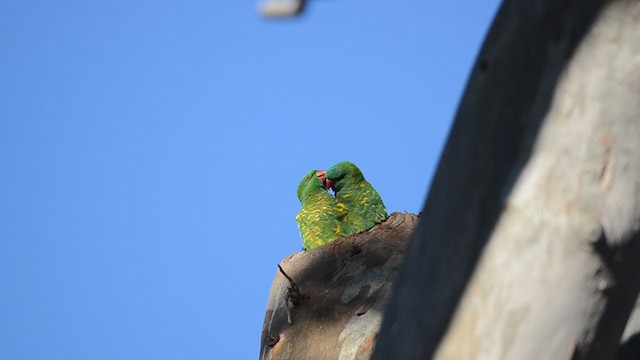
[
  {"left": 295, "top": 169, "right": 341, "bottom": 250},
  {"left": 326, "top": 161, "right": 388, "bottom": 237}
]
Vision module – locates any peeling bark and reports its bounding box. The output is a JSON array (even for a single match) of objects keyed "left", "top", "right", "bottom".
[{"left": 260, "top": 213, "right": 417, "bottom": 360}]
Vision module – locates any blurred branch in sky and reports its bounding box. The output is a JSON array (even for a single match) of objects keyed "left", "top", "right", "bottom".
[{"left": 258, "top": 0, "right": 305, "bottom": 18}]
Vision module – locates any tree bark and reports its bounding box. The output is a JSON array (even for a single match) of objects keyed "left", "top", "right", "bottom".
[
  {"left": 260, "top": 213, "right": 417, "bottom": 360},
  {"left": 373, "top": 1, "right": 640, "bottom": 359},
  {"left": 617, "top": 297, "right": 640, "bottom": 359}
]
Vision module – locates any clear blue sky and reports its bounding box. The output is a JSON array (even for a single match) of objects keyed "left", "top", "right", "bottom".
[{"left": 0, "top": 1, "right": 500, "bottom": 359}]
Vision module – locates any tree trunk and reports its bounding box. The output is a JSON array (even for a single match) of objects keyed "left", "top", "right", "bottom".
[
  {"left": 373, "top": 1, "right": 640, "bottom": 359},
  {"left": 260, "top": 213, "right": 417, "bottom": 360},
  {"left": 617, "top": 297, "right": 640, "bottom": 359}
]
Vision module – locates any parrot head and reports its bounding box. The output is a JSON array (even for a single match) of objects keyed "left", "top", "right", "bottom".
[
  {"left": 297, "top": 169, "right": 330, "bottom": 202},
  {"left": 325, "top": 161, "right": 365, "bottom": 193}
]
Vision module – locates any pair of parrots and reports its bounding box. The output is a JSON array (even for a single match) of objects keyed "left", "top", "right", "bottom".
[{"left": 296, "top": 161, "right": 388, "bottom": 250}]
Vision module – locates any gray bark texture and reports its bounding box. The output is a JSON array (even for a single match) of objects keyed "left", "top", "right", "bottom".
[
  {"left": 372, "top": 1, "right": 640, "bottom": 359},
  {"left": 260, "top": 213, "right": 417, "bottom": 360}
]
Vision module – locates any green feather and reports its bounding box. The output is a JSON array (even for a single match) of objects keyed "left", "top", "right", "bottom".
[
  {"left": 326, "top": 161, "right": 388, "bottom": 236},
  {"left": 296, "top": 170, "right": 341, "bottom": 250}
]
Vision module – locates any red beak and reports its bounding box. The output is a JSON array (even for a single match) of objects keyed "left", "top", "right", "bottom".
[{"left": 315, "top": 170, "right": 327, "bottom": 188}]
